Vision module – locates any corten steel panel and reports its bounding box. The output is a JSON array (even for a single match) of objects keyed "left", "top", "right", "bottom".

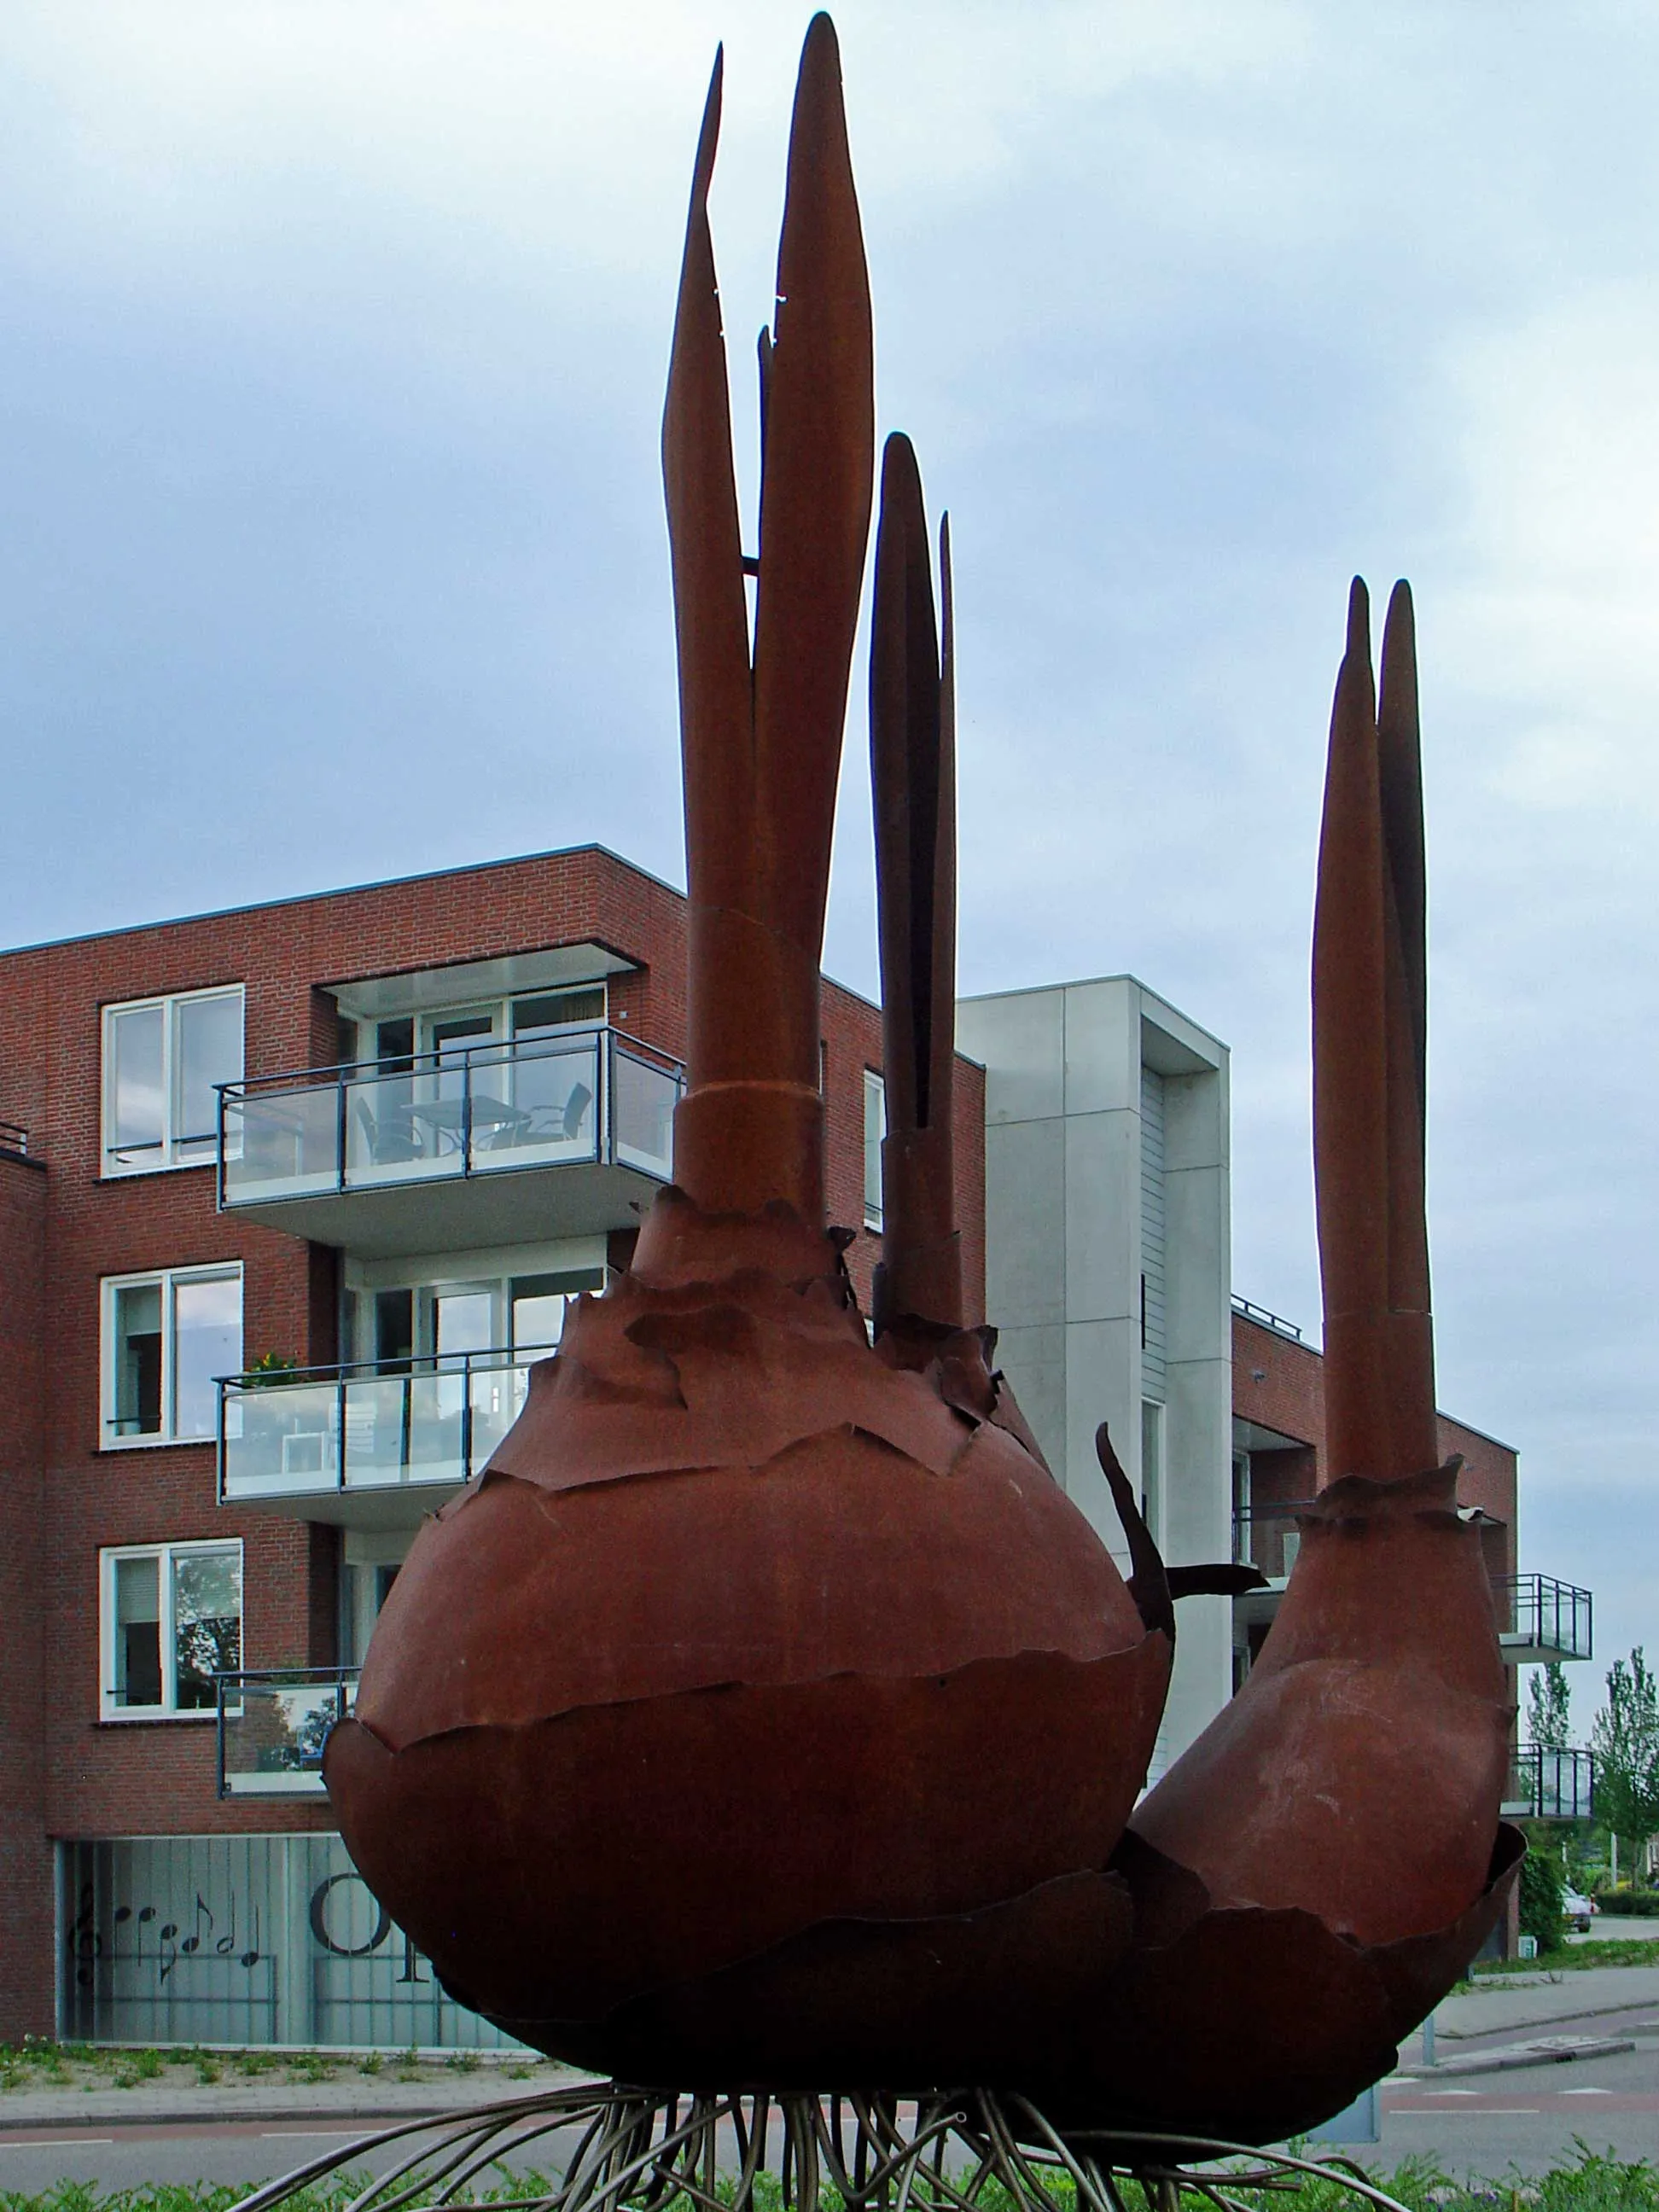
[
  {"left": 329, "top": 15, "right": 1512, "bottom": 2145},
  {"left": 329, "top": 16, "right": 1169, "bottom": 2092},
  {"left": 870, "top": 434, "right": 961, "bottom": 1336},
  {"left": 1106, "top": 582, "right": 1515, "bottom": 2140}
]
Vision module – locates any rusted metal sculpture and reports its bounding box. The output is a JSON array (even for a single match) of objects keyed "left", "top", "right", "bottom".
[
  {"left": 318, "top": 9, "right": 1517, "bottom": 2160},
  {"left": 870, "top": 433, "right": 961, "bottom": 1342},
  {"left": 324, "top": 16, "right": 1172, "bottom": 2087},
  {"left": 1043, "top": 579, "right": 1521, "bottom": 2145}
]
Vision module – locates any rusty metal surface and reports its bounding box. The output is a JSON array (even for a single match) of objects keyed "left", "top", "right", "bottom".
[
  {"left": 1083, "top": 583, "right": 1516, "bottom": 2141},
  {"left": 330, "top": 17, "right": 1514, "bottom": 2142},
  {"left": 870, "top": 433, "right": 961, "bottom": 1335},
  {"left": 1314, "top": 578, "right": 1439, "bottom": 1485},
  {"left": 328, "top": 1197, "right": 1170, "bottom": 2075},
  {"left": 663, "top": 16, "right": 873, "bottom": 1225},
  {"left": 328, "top": 24, "right": 1170, "bottom": 2081}
]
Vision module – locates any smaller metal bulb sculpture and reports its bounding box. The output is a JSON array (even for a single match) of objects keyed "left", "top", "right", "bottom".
[{"left": 324, "top": 16, "right": 1173, "bottom": 2087}]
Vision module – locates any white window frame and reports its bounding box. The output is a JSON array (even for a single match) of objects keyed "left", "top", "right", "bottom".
[
  {"left": 100, "top": 1262, "right": 243, "bottom": 1451},
  {"left": 101, "top": 984, "right": 245, "bottom": 1178},
  {"left": 863, "top": 1068, "right": 887, "bottom": 1231},
  {"left": 99, "top": 1538, "right": 244, "bottom": 1722}
]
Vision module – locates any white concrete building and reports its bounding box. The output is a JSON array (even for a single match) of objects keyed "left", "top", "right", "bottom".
[{"left": 955, "top": 977, "right": 1231, "bottom": 1777}]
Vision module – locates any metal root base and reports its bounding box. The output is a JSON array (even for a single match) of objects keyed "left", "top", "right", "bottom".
[{"left": 232, "top": 2081, "right": 1410, "bottom": 2212}]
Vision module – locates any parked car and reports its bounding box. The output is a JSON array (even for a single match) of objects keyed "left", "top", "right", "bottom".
[{"left": 1563, "top": 1887, "right": 1597, "bottom": 1934}]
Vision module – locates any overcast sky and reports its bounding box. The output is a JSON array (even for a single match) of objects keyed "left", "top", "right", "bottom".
[{"left": 2, "top": 3, "right": 1654, "bottom": 1728}]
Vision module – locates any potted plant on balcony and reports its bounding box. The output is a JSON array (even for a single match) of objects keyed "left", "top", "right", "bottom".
[{"left": 244, "top": 1352, "right": 302, "bottom": 1386}]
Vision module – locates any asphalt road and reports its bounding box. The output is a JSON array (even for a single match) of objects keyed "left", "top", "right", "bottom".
[
  {"left": 3, "top": 2007, "right": 1658, "bottom": 2200},
  {"left": 0, "top": 2115, "right": 598, "bottom": 2197},
  {"left": 1374, "top": 1990, "right": 1659, "bottom": 2176}
]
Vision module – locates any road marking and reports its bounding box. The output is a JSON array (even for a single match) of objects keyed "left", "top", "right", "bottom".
[
  {"left": 0, "top": 2139, "right": 116, "bottom": 2150},
  {"left": 1559, "top": 2087, "right": 1615, "bottom": 2095},
  {"left": 261, "top": 2129, "right": 367, "bottom": 2139},
  {"left": 1418, "top": 2089, "right": 1481, "bottom": 2097},
  {"left": 1391, "top": 2107, "right": 1539, "bottom": 2116}
]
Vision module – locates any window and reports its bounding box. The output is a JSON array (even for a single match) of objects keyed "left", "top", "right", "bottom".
[
  {"left": 102, "top": 986, "right": 243, "bottom": 1175},
  {"left": 103, "top": 1265, "right": 242, "bottom": 1447},
  {"left": 350, "top": 1266, "right": 602, "bottom": 1369},
  {"left": 101, "top": 1540, "right": 242, "bottom": 1718},
  {"left": 864, "top": 1068, "right": 886, "bottom": 1231}
]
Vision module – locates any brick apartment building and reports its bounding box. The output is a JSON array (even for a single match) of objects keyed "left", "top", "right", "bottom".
[{"left": 0, "top": 844, "right": 1591, "bottom": 2046}]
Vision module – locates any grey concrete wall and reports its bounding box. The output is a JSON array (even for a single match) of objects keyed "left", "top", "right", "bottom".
[{"left": 957, "top": 975, "right": 1231, "bottom": 1771}]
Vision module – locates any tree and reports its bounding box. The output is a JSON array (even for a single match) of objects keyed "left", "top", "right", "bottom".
[
  {"left": 1529, "top": 1661, "right": 1573, "bottom": 1749},
  {"left": 1591, "top": 1648, "right": 1659, "bottom": 1886},
  {"left": 1518, "top": 1845, "right": 1565, "bottom": 1953}
]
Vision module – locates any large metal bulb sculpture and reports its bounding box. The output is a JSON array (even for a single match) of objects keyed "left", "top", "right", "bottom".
[
  {"left": 327, "top": 16, "right": 1521, "bottom": 2139},
  {"left": 324, "top": 17, "right": 1172, "bottom": 2087}
]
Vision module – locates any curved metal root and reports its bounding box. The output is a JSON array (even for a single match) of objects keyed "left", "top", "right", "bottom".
[{"left": 231, "top": 2083, "right": 1411, "bottom": 2212}]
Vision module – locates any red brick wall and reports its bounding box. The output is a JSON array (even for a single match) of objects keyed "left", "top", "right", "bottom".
[
  {"left": 0, "top": 1152, "right": 51, "bottom": 2039},
  {"left": 0, "top": 845, "right": 991, "bottom": 1890},
  {"left": 1233, "top": 1313, "right": 1326, "bottom": 1455},
  {"left": 1438, "top": 1417, "right": 1519, "bottom": 1579}
]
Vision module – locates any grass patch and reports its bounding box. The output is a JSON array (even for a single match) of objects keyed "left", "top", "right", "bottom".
[
  {"left": 0, "top": 2040, "right": 556, "bottom": 2097},
  {"left": 5, "top": 2149, "right": 1659, "bottom": 2212},
  {"left": 282, "top": 2054, "right": 339, "bottom": 2085},
  {"left": 1476, "top": 1939, "right": 1659, "bottom": 1976}
]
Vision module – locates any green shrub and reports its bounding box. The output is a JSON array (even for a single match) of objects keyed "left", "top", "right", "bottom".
[
  {"left": 1591, "top": 1885, "right": 1659, "bottom": 1914},
  {"left": 1522, "top": 1842, "right": 1567, "bottom": 1952}
]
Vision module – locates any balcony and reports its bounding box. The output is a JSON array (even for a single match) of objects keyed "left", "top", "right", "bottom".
[
  {"left": 1231, "top": 1502, "right": 1308, "bottom": 1628},
  {"left": 1497, "top": 1574, "right": 1594, "bottom": 1663},
  {"left": 1503, "top": 1744, "right": 1594, "bottom": 1822},
  {"left": 1231, "top": 1516, "right": 1593, "bottom": 1661},
  {"left": 217, "top": 1668, "right": 358, "bottom": 1797},
  {"left": 215, "top": 1027, "right": 683, "bottom": 1258},
  {"left": 218, "top": 1345, "right": 549, "bottom": 1527}
]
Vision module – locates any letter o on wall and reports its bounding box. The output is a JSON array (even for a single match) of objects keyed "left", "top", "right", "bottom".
[{"left": 309, "top": 1871, "right": 392, "bottom": 1959}]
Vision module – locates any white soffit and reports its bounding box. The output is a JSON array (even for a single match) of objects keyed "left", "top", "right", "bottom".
[{"left": 326, "top": 942, "right": 634, "bottom": 1020}]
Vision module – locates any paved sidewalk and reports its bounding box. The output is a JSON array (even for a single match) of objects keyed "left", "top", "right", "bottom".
[
  {"left": 0, "top": 2067, "right": 591, "bottom": 2135},
  {"left": 1430, "top": 1964, "right": 1659, "bottom": 2042}
]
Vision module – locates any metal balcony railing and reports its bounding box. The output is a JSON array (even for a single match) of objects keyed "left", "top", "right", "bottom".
[
  {"left": 215, "top": 1025, "right": 683, "bottom": 1209},
  {"left": 1503, "top": 1743, "right": 1594, "bottom": 1822},
  {"left": 1232, "top": 1502, "right": 1314, "bottom": 1584},
  {"left": 1231, "top": 1295, "right": 1303, "bottom": 1342},
  {"left": 1497, "top": 1574, "right": 1594, "bottom": 1662},
  {"left": 218, "top": 1343, "right": 557, "bottom": 1505},
  {"left": 216, "top": 1668, "right": 359, "bottom": 1797}
]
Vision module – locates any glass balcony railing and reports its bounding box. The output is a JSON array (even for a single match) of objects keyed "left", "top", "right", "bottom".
[
  {"left": 1504, "top": 1743, "right": 1594, "bottom": 1821},
  {"left": 216, "top": 1026, "right": 683, "bottom": 1209},
  {"left": 1232, "top": 1502, "right": 1313, "bottom": 1585},
  {"left": 1497, "top": 1574, "right": 1594, "bottom": 1662},
  {"left": 1232, "top": 1517, "right": 1594, "bottom": 1662},
  {"left": 218, "top": 1345, "right": 555, "bottom": 1505},
  {"left": 217, "top": 1668, "right": 359, "bottom": 1797}
]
